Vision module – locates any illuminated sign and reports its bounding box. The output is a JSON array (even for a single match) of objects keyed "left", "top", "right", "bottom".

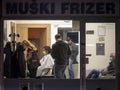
[{"left": 2, "top": 0, "right": 119, "bottom": 18}]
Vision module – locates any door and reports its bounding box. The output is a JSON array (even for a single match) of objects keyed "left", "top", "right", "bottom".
[
  {"left": 85, "top": 22, "right": 116, "bottom": 90},
  {"left": 80, "top": 20, "right": 116, "bottom": 90}
]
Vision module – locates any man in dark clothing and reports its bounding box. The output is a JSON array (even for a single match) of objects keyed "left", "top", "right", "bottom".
[
  {"left": 87, "top": 53, "right": 116, "bottom": 79},
  {"left": 51, "top": 34, "right": 71, "bottom": 79},
  {"left": 102, "top": 53, "right": 116, "bottom": 76}
]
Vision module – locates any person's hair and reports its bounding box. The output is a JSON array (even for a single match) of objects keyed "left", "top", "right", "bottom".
[
  {"left": 66, "top": 37, "right": 72, "bottom": 41},
  {"left": 43, "top": 46, "right": 51, "bottom": 54},
  {"left": 23, "top": 40, "right": 37, "bottom": 51},
  {"left": 55, "top": 34, "right": 62, "bottom": 40}
]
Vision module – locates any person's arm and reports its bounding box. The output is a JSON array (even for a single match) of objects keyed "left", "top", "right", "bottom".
[
  {"left": 67, "top": 44, "right": 71, "bottom": 56},
  {"left": 51, "top": 44, "right": 55, "bottom": 59},
  {"left": 101, "top": 68, "right": 108, "bottom": 75},
  {"left": 72, "top": 42, "right": 78, "bottom": 55}
]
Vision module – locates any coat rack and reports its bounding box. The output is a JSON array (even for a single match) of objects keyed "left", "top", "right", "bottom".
[{"left": 9, "top": 33, "right": 20, "bottom": 52}]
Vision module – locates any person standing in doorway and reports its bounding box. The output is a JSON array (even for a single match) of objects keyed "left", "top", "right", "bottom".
[
  {"left": 66, "top": 37, "right": 78, "bottom": 79},
  {"left": 51, "top": 34, "right": 71, "bottom": 79}
]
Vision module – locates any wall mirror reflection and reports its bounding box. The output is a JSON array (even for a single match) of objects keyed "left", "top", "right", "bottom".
[{"left": 3, "top": 20, "right": 80, "bottom": 79}]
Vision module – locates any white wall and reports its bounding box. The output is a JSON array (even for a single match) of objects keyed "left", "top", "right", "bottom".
[
  {"left": 13, "top": 20, "right": 72, "bottom": 46},
  {"left": 6, "top": 21, "right": 12, "bottom": 41},
  {"left": 50, "top": 22, "right": 72, "bottom": 46},
  {"left": 86, "top": 23, "right": 115, "bottom": 72}
]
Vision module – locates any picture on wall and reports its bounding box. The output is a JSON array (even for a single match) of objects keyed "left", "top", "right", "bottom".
[
  {"left": 96, "top": 43, "right": 105, "bottom": 55},
  {"left": 98, "top": 26, "right": 106, "bottom": 36}
]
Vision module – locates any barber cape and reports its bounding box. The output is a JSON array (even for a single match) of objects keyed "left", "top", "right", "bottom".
[{"left": 36, "top": 54, "right": 54, "bottom": 77}]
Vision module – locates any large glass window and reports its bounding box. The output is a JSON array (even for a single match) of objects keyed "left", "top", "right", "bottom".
[
  {"left": 86, "top": 23, "right": 116, "bottom": 79},
  {"left": 3, "top": 20, "right": 80, "bottom": 79}
]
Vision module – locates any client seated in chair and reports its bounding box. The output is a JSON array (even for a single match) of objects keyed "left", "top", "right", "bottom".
[
  {"left": 36, "top": 46, "right": 54, "bottom": 78},
  {"left": 87, "top": 52, "right": 116, "bottom": 79}
]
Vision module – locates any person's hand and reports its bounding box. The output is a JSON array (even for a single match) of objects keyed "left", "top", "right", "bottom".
[{"left": 101, "top": 68, "right": 108, "bottom": 75}]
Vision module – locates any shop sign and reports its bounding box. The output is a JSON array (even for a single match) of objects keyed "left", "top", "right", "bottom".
[{"left": 2, "top": 0, "right": 119, "bottom": 18}]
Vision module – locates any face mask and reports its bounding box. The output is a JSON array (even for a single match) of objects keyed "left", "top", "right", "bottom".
[
  {"left": 43, "top": 51, "right": 47, "bottom": 55},
  {"left": 108, "top": 57, "right": 113, "bottom": 62}
]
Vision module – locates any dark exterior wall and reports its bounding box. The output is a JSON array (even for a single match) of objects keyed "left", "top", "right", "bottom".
[
  {"left": 4, "top": 79, "right": 116, "bottom": 90},
  {"left": 4, "top": 79, "right": 80, "bottom": 90},
  {"left": 116, "top": 19, "right": 120, "bottom": 90}
]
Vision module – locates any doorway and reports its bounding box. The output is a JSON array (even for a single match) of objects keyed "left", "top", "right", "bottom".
[
  {"left": 28, "top": 28, "right": 48, "bottom": 58},
  {"left": 79, "top": 21, "right": 116, "bottom": 90},
  {"left": 16, "top": 23, "right": 51, "bottom": 59}
]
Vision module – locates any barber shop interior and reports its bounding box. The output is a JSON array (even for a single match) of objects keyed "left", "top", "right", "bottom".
[
  {"left": 2, "top": 20, "right": 117, "bottom": 89},
  {"left": 3, "top": 20, "right": 115, "bottom": 79},
  {"left": 1, "top": 0, "right": 120, "bottom": 90}
]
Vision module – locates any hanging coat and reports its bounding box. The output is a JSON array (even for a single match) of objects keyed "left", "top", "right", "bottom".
[
  {"left": 4, "top": 42, "right": 13, "bottom": 78},
  {"left": 11, "top": 42, "right": 26, "bottom": 78}
]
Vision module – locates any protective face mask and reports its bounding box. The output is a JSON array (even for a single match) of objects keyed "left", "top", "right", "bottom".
[
  {"left": 108, "top": 57, "right": 113, "bottom": 62},
  {"left": 43, "top": 51, "right": 47, "bottom": 55}
]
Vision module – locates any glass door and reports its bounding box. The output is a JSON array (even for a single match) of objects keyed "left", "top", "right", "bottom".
[{"left": 80, "top": 21, "right": 116, "bottom": 90}]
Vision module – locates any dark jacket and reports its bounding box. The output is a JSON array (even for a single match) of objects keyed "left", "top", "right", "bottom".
[
  {"left": 4, "top": 42, "right": 13, "bottom": 78},
  {"left": 27, "top": 48, "right": 40, "bottom": 78},
  {"left": 11, "top": 42, "right": 26, "bottom": 78},
  {"left": 107, "top": 60, "right": 115, "bottom": 75},
  {"left": 4, "top": 42, "right": 26, "bottom": 78},
  {"left": 101, "top": 60, "right": 116, "bottom": 76},
  {"left": 51, "top": 40, "right": 71, "bottom": 65}
]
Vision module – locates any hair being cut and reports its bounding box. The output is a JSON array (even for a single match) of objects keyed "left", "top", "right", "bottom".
[{"left": 43, "top": 46, "right": 51, "bottom": 54}]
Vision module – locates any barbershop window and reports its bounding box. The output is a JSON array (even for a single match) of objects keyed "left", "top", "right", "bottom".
[
  {"left": 3, "top": 20, "right": 80, "bottom": 79},
  {"left": 86, "top": 23, "right": 116, "bottom": 79}
]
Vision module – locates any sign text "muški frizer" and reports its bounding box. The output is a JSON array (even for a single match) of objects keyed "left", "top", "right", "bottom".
[{"left": 6, "top": 1, "right": 115, "bottom": 15}]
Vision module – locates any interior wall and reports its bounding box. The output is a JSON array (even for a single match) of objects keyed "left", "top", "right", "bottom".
[
  {"left": 16, "top": 24, "right": 50, "bottom": 41},
  {"left": 16, "top": 24, "right": 51, "bottom": 58},
  {"left": 86, "top": 23, "right": 115, "bottom": 71},
  {"left": 5, "top": 21, "right": 12, "bottom": 42}
]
